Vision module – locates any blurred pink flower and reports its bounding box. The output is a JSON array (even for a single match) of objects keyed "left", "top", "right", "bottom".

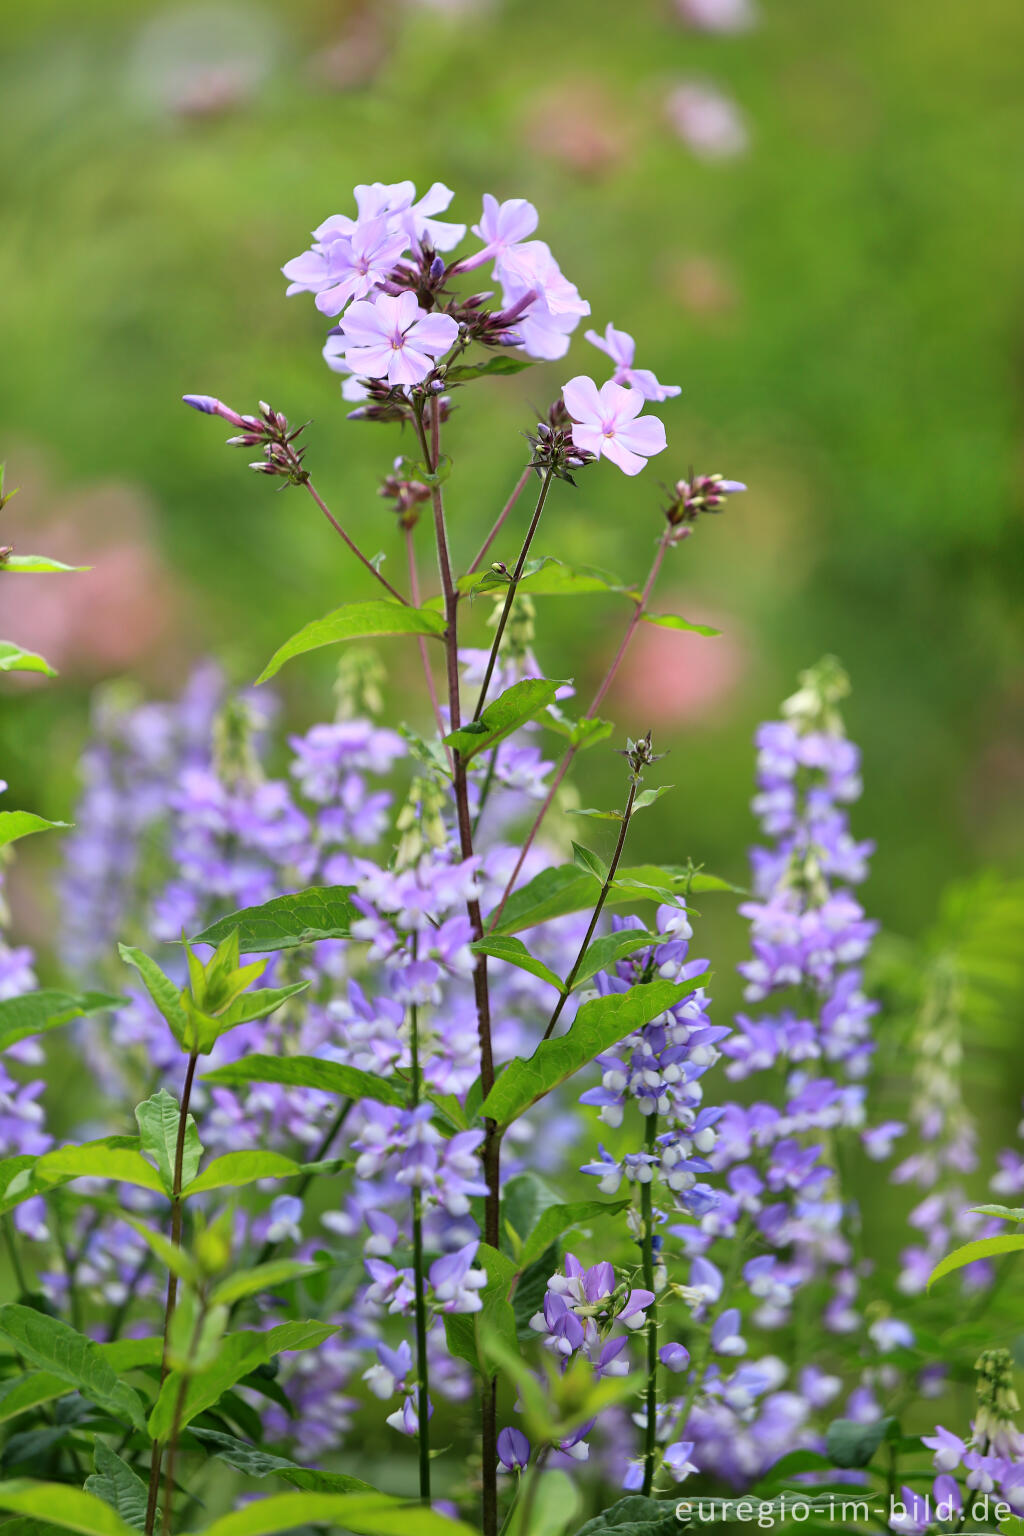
[
  {"left": 675, "top": 0, "right": 756, "bottom": 33},
  {"left": 612, "top": 601, "right": 746, "bottom": 724},
  {"left": 666, "top": 82, "right": 749, "bottom": 160}
]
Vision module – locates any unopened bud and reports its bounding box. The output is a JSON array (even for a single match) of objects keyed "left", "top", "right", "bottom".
[{"left": 429, "top": 255, "right": 445, "bottom": 282}]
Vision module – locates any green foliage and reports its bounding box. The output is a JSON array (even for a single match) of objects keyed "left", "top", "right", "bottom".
[
  {"left": 191, "top": 887, "right": 360, "bottom": 953},
  {"left": 0, "top": 555, "right": 89, "bottom": 573},
  {"left": 207, "top": 1260, "right": 322, "bottom": 1310},
  {"left": 444, "top": 1243, "right": 518, "bottom": 1374},
  {"left": 445, "top": 355, "right": 534, "bottom": 381},
  {"left": 505, "top": 1470, "right": 582, "bottom": 1536},
  {"left": 0, "top": 1482, "right": 136, "bottom": 1536},
  {"left": 0, "top": 991, "right": 121, "bottom": 1053},
  {"left": 443, "top": 678, "right": 565, "bottom": 762},
  {"left": 179, "top": 1490, "right": 477, "bottom": 1536},
  {"left": 0, "top": 642, "right": 57, "bottom": 676},
  {"left": 135, "top": 1089, "right": 203, "bottom": 1193},
  {"left": 487, "top": 863, "right": 739, "bottom": 936},
  {"left": 182, "top": 1150, "right": 311, "bottom": 1197},
  {"left": 470, "top": 935, "right": 564, "bottom": 993},
  {"left": 83, "top": 1445, "right": 149, "bottom": 1532},
  {"left": 927, "top": 1233, "right": 1024, "bottom": 1288},
  {"left": 640, "top": 612, "right": 720, "bottom": 637},
  {"left": 824, "top": 1415, "right": 899, "bottom": 1468},
  {"left": 0, "top": 1138, "right": 166, "bottom": 1214},
  {"left": 189, "top": 1428, "right": 375, "bottom": 1492},
  {"left": 570, "top": 931, "right": 658, "bottom": 989},
  {"left": 202, "top": 1053, "right": 406, "bottom": 1107},
  {"left": 256, "top": 602, "right": 446, "bottom": 685},
  {"left": 0, "top": 1306, "right": 149, "bottom": 1432},
  {"left": 572, "top": 1497, "right": 682, "bottom": 1536},
  {"left": 516, "top": 1199, "right": 631, "bottom": 1270},
  {"left": 0, "top": 1373, "right": 71, "bottom": 1426},
  {"left": 481, "top": 978, "right": 692, "bottom": 1125},
  {"left": 148, "top": 1320, "right": 336, "bottom": 1440},
  {"left": 0, "top": 812, "right": 70, "bottom": 848}
]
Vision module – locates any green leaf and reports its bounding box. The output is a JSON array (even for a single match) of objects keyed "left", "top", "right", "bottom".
[
  {"left": 632, "top": 785, "right": 673, "bottom": 812},
  {"left": 0, "top": 1372, "right": 70, "bottom": 1425},
  {"left": 570, "top": 931, "right": 658, "bottom": 990},
  {"left": 150, "top": 1321, "right": 336, "bottom": 1442},
  {"left": 971, "top": 1204, "right": 1024, "bottom": 1222},
  {"left": 191, "top": 887, "right": 360, "bottom": 954},
  {"left": 202, "top": 1053, "right": 406, "bottom": 1107},
  {"left": 189, "top": 1429, "right": 375, "bottom": 1493},
  {"left": 199, "top": 981, "right": 309, "bottom": 1032},
  {"left": 1, "top": 555, "right": 90, "bottom": 574},
  {"left": 927, "top": 1234, "right": 1024, "bottom": 1288},
  {"left": 117, "top": 1218, "right": 200, "bottom": 1288},
  {"left": 545, "top": 710, "right": 614, "bottom": 752},
  {"left": 443, "top": 1243, "right": 517, "bottom": 1375},
  {"left": 572, "top": 841, "right": 609, "bottom": 883},
  {"left": 257, "top": 601, "right": 445, "bottom": 685},
  {"left": 182, "top": 1491, "right": 477, "bottom": 1536},
  {"left": 487, "top": 862, "right": 741, "bottom": 936},
  {"left": 135, "top": 1089, "right": 202, "bottom": 1194},
  {"left": 571, "top": 1495, "right": 681, "bottom": 1535},
  {"left": 0, "top": 1138, "right": 166, "bottom": 1215},
  {"left": 0, "top": 1483, "right": 136, "bottom": 1536},
  {"left": 118, "top": 944, "right": 190, "bottom": 1049},
  {"left": 84, "top": 1445, "right": 149, "bottom": 1532},
  {"left": 446, "top": 355, "right": 534, "bottom": 381},
  {"left": 444, "top": 678, "right": 565, "bottom": 762},
  {"left": 510, "top": 558, "right": 629, "bottom": 600},
  {"left": 518, "top": 1199, "right": 632, "bottom": 1271},
  {"left": 0, "top": 991, "right": 121, "bottom": 1053},
  {"left": 470, "top": 936, "right": 564, "bottom": 993},
  {"left": 0, "top": 642, "right": 57, "bottom": 677},
  {"left": 567, "top": 807, "right": 622, "bottom": 822},
  {"left": 0, "top": 1307, "right": 148, "bottom": 1432},
  {"left": 641, "top": 612, "right": 721, "bottom": 637},
  {"left": 0, "top": 812, "right": 71, "bottom": 849},
  {"left": 481, "top": 978, "right": 690, "bottom": 1125},
  {"left": 506, "top": 1470, "right": 582, "bottom": 1536},
  {"left": 825, "top": 1415, "right": 899, "bottom": 1468},
  {"left": 182, "top": 1151, "right": 306, "bottom": 1197},
  {"left": 208, "top": 1260, "right": 321, "bottom": 1309}
]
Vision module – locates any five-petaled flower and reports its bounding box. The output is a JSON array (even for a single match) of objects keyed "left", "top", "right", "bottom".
[
  {"left": 585, "top": 322, "right": 681, "bottom": 402},
  {"left": 562, "top": 375, "right": 667, "bottom": 476},
  {"left": 336, "top": 292, "right": 460, "bottom": 388}
]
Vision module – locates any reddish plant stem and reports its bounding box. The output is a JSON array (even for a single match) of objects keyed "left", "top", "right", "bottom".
[
  {"left": 466, "top": 466, "right": 532, "bottom": 577},
  {"left": 415, "top": 397, "right": 500, "bottom": 1536},
  {"left": 471, "top": 466, "right": 554, "bottom": 721},
  {"left": 405, "top": 525, "right": 446, "bottom": 742},
  {"left": 302, "top": 477, "right": 410, "bottom": 606},
  {"left": 486, "top": 530, "right": 671, "bottom": 931}
]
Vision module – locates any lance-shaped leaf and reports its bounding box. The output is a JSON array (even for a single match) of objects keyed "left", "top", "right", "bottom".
[
  {"left": 544, "top": 709, "right": 614, "bottom": 751},
  {"left": 1, "top": 555, "right": 90, "bottom": 573},
  {"left": 0, "top": 1371, "right": 71, "bottom": 1425},
  {"left": 481, "top": 978, "right": 689, "bottom": 1126},
  {"left": 84, "top": 1445, "right": 149, "bottom": 1532},
  {"left": 0, "top": 641, "right": 57, "bottom": 676},
  {"left": 0, "top": 1306, "right": 148, "bottom": 1432},
  {"left": 191, "top": 887, "right": 359, "bottom": 954},
  {"left": 181, "top": 981, "right": 309, "bottom": 1052},
  {"left": 0, "top": 810, "right": 71, "bottom": 848},
  {"left": 0, "top": 1482, "right": 137, "bottom": 1536},
  {"left": 444, "top": 677, "right": 565, "bottom": 763},
  {"left": 927, "top": 1233, "right": 1024, "bottom": 1289},
  {"left": 517, "top": 1199, "right": 632, "bottom": 1271},
  {"left": 445, "top": 355, "right": 534, "bottom": 381},
  {"left": 118, "top": 944, "right": 190, "bottom": 1048},
  {"left": 470, "top": 936, "right": 564, "bottom": 993},
  {"left": 189, "top": 1428, "right": 375, "bottom": 1492},
  {"left": 570, "top": 930, "right": 659, "bottom": 990},
  {"left": 208, "top": 1259, "right": 321, "bottom": 1310},
  {"left": 0, "top": 990, "right": 121, "bottom": 1053},
  {"left": 488, "top": 861, "right": 741, "bottom": 936},
  {"left": 148, "top": 1320, "right": 336, "bottom": 1440},
  {"left": 971, "top": 1204, "right": 1024, "bottom": 1222},
  {"left": 443, "top": 1243, "right": 518, "bottom": 1375},
  {"left": 0, "top": 1137, "right": 166, "bottom": 1215},
  {"left": 641, "top": 611, "right": 721, "bottom": 637},
  {"left": 182, "top": 1491, "right": 477, "bottom": 1536},
  {"left": 203, "top": 1053, "right": 406, "bottom": 1108},
  {"left": 183, "top": 1150, "right": 307, "bottom": 1197},
  {"left": 257, "top": 601, "right": 446, "bottom": 685},
  {"left": 135, "top": 1089, "right": 202, "bottom": 1194},
  {"left": 461, "top": 557, "right": 629, "bottom": 601}
]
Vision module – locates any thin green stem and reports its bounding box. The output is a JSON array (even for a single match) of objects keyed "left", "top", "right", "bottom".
[
  {"left": 471, "top": 467, "right": 555, "bottom": 720},
  {"left": 641, "top": 1113, "right": 659, "bottom": 1497},
  {"left": 541, "top": 776, "right": 639, "bottom": 1042},
  {"left": 2, "top": 1215, "right": 28, "bottom": 1295},
  {"left": 407, "top": 975, "right": 432, "bottom": 1503}
]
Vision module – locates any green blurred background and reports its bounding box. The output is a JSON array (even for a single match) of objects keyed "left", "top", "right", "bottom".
[{"left": 3, "top": 0, "right": 1023, "bottom": 998}]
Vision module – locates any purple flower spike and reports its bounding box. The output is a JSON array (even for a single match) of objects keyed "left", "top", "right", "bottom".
[{"left": 497, "top": 1427, "right": 530, "bottom": 1472}]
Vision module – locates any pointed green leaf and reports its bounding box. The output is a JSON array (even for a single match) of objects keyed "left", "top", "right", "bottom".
[
  {"left": 481, "top": 978, "right": 689, "bottom": 1126},
  {"left": 0, "top": 991, "right": 121, "bottom": 1053},
  {"left": 208, "top": 1260, "right": 321, "bottom": 1309},
  {"left": 182, "top": 1150, "right": 306, "bottom": 1197},
  {"left": 0, "top": 1307, "right": 148, "bottom": 1432},
  {"left": 1, "top": 555, "right": 90, "bottom": 573},
  {"left": 190, "top": 1428, "right": 374, "bottom": 1491},
  {"left": 191, "top": 887, "right": 360, "bottom": 954},
  {"left": 0, "top": 641, "right": 57, "bottom": 677},
  {"left": 567, "top": 806, "right": 622, "bottom": 822},
  {"left": 119, "top": 1218, "right": 200, "bottom": 1287},
  {"left": 183, "top": 1491, "right": 477, "bottom": 1536},
  {"left": 0, "top": 1483, "right": 136, "bottom": 1536},
  {"left": 970, "top": 1204, "right": 1024, "bottom": 1222},
  {"left": 518, "top": 1199, "right": 632, "bottom": 1270},
  {"left": 488, "top": 862, "right": 741, "bottom": 936},
  {"left": 446, "top": 355, "right": 534, "bottom": 381},
  {"left": 135, "top": 1089, "right": 202, "bottom": 1194},
  {"left": 202, "top": 1053, "right": 405, "bottom": 1107},
  {"left": 118, "top": 944, "right": 189, "bottom": 1048},
  {"left": 501, "top": 558, "right": 628, "bottom": 600},
  {"left": 571, "top": 931, "right": 658, "bottom": 990},
  {"left": 444, "top": 678, "right": 566, "bottom": 763},
  {"left": 0, "top": 1138, "right": 166, "bottom": 1215},
  {"left": 632, "top": 785, "right": 673, "bottom": 812},
  {"left": 84, "top": 1445, "right": 149, "bottom": 1532},
  {"left": 148, "top": 1320, "right": 336, "bottom": 1440},
  {"left": 545, "top": 710, "right": 614, "bottom": 751},
  {"left": 257, "top": 602, "right": 445, "bottom": 685},
  {"left": 927, "top": 1234, "right": 1024, "bottom": 1289},
  {"left": 0, "top": 811, "right": 71, "bottom": 848},
  {"left": 641, "top": 612, "right": 721, "bottom": 637},
  {"left": 443, "top": 1242, "right": 517, "bottom": 1375},
  {"left": 571, "top": 841, "right": 609, "bottom": 883},
  {"left": 469, "top": 936, "right": 564, "bottom": 993},
  {"left": 0, "top": 1372, "right": 70, "bottom": 1425}
]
